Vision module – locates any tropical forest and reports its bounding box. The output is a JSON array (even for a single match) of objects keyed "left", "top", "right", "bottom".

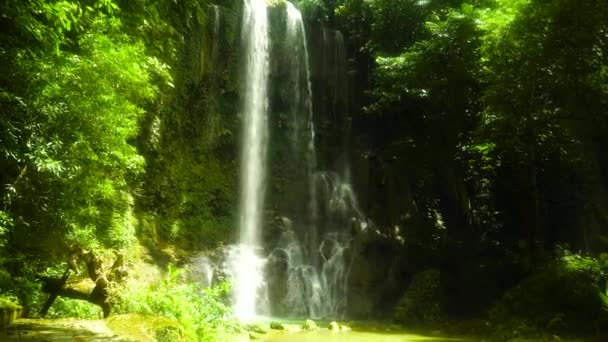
[{"left": 0, "top": 0, "right": 607, "bottom": 341}]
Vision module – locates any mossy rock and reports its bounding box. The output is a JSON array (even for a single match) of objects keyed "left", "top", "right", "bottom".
[
  {"left": 302, "top": 319, "right": 317, "bottom": 331},
  {"left": 270, "top": 321, "right": 285, "bottom": 330},
  {"left": 223, "top": 318, "right": 246, "bottom": 333},
  {"left": 156, "top": 326, "right": 183, "bottom": 342},
  {"left": 328, "top": 321, "right": 351, "bottom": 332},
  {"left": 0, "top": 297, "right": 22, "bottom": 327},
  {"left": 328, "top": 321, "right": 340, "bottom": 331},
  {"left": 249, "top": 331, "right": 262, "bottom": 339},
  {"left": 107, "top": 314, "right": 184, "bottom": 341},
  {"left": 245, "top": 323, "right": 269, "bottom": 334}
]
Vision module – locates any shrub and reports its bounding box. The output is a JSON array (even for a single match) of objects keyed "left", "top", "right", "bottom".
[
  {"left": 488, "top": 250, "right": 608, "bottom": 339},
  {"left": 46, "top": 297, "right": 102, "bottom": 319},
  {"left": 394, "top": 269, "right": 446, "bottom": 327},
  {"left": 114, "top": 264, "right": 232, "bottom": 341}
]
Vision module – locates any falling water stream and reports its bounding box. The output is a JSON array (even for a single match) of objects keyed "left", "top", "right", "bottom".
[
  {"left": 233, "top": 0, "right": 270, "bottom": 321},
  {"left": 211, "top": 5, "right": 220, "bottom": 62}
]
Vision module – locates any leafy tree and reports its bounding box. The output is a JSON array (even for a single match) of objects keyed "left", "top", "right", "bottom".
[{"left": 0, "top": 1, "right": 169, "bottom": 306}]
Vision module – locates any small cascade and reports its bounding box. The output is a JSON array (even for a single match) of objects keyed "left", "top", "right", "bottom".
[
  {"left": 315, "top": 171, "right": 364, "bottom": 220},
  {"left": 333, "top": 30, "right": 347, "bottom": 121},
  {"left": 322, "top": 28, "right": 330, "bottom": 77},
  {"left": 202, "top": 4, "right": 223, "bottom": 146},
  {"left": 271, "top": 171, "right": 363, "bottom": 318},
  {"left": 313, "top": 171, "right": 365, "bottom": 316},
  {"left": 319, "top": 233, "right": 349, "bottom": 316},
  {"left": 211, "top": 5, "right": 221, "bottom": 63},
  {"left": 284, "top": 2, "right": 316, "bottom": 172},
  {"left": 190, "top": 255, "right": 215, "bottom": 288},
  {"left": 285, "top": 3, "right": 302, "bottom": 147}
]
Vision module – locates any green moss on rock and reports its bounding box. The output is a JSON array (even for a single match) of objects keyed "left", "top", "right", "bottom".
[
  {"left": 302, "top": 319, "right": 318, "bottom": 331},
  {"left": 393, "top": 269, "right": 446, "bottom": 327}
]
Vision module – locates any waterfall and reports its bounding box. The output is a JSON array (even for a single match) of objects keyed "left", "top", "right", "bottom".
[
  {"left": 273, "top": 170, "right": 361, "bottom": 318},
  {"left": 233, "top": 0, "right": 270, "bottom": 321},
  {"left": 270, "top": 3, "right": 355, "bottom": 319},
  {"left": 227, "top": 0, "right": 359, "bottom": 320},
  {"left": 285, "top": 0, "right": 320, "bottom": 279},
  {"left": 189, "top": 255, "right": 215, "bottom": 288},
  {"left": 211, "top": 5, "right": 220, "bottom": 63},
  {"left": 285, "top": 3, "right": 315, "bottom": 169},
  {"left": 334, "top": 30, "right": 352, "bottom": 181}
]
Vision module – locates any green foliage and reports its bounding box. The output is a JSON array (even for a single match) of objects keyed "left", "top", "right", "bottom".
[
  {"left": 0, "top": 0, "right": 190, "bottom": 317},
  {"left": 366, "top": 0, "right": 437, "bottom": 53},
  {"left": 46, "top": 297, "right": 102, "bottom": 319},
  {"left": 369, "top": 7, "right": 481, "bottom": 115},
  {"left": 600, "top": 279, "right": 608, "bottom": 312},
  {"left": 0, "top": 212, "right": 12, "bottom": 249},
  {"left": 488, "top": 250, "right": 608, "bottom": 338},
  {"left": 341, "top": 0, "right": 608, "bottom": 318},
  {"left": 394, "top": 269, "right": 446, "bottom": 327},
  {"left": 115, "top": 265, "right": 232, "bottom": 341},
  {"left": 0, "top": 295, "right": 21, "bottom": 310},
  {"left": 1, "top": 15, "right": 162, "bottom": 255},
  {"left": 295, "top": 0, "right": 330, "bottom": 22},
  {"left": 155, "top": 325, "right": 184, "bottom": 342},
  {"left": 0, "top": 0, "right": 238, "bottom": 297}
]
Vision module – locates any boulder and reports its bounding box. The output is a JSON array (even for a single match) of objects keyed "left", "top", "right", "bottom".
[
  {"left": 328, "top": 321, "right": 340, "bottom": 332},
  {"left": 245, "top": 323, "right": 268, "bottom": 334},
  {"left": 270, "top": 321, "right": 285, "bottom": 330},
  {"left": 302, "top": 319, "right": 317, "bottom": 331},
  {"left": 340, "top": 324, "right": 351, "bottom": 332}
]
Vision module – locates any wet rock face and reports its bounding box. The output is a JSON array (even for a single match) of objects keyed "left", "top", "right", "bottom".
[
  {"left": 328, "top": 321, "right": 351, "bottom": 332},
  {"left": 265, "top": 249, "right": 289, "bottom": 315},
  {"left": 346, "top": 230, "right": 410, "bottom": 319}
]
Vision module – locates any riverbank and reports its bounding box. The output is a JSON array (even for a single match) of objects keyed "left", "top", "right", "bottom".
[{"left": 0, "top": 318, "right": 129, "bottom": 341}]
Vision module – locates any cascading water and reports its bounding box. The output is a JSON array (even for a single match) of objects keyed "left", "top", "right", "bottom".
[
  {"left": 211, "top": 5, "right": 220, "bottom": 62},
  {"left": 189, "top": 255, "right": 215, "bottom": 288},
  {"left": 263, "top": 4, "right": 358, "bottom": 319},
  {"left": 232, "top": 0, "right": 270, "bottom": 321},
  {"left": 274, "top": 170, "right": 363, "bottom": 318}
]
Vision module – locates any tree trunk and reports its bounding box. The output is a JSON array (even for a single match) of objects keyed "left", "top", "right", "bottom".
[{"left": 40, "top": 248, "right": 127, "bottom": 318}]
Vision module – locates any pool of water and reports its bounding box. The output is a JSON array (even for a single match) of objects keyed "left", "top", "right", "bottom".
[
  {"left": 218, "top": 317, "right": 473, "bottom": 342},
  {"left": 261, "top": 330, "right": 467, "bottom": 342}
]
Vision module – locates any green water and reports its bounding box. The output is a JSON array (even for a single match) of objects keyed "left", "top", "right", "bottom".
[
  {"left": 220, "top": 318, "right": 472, "bottom": 342},
  {"left": 261, "top": 330, "right": 467, "bottom": 342}
]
